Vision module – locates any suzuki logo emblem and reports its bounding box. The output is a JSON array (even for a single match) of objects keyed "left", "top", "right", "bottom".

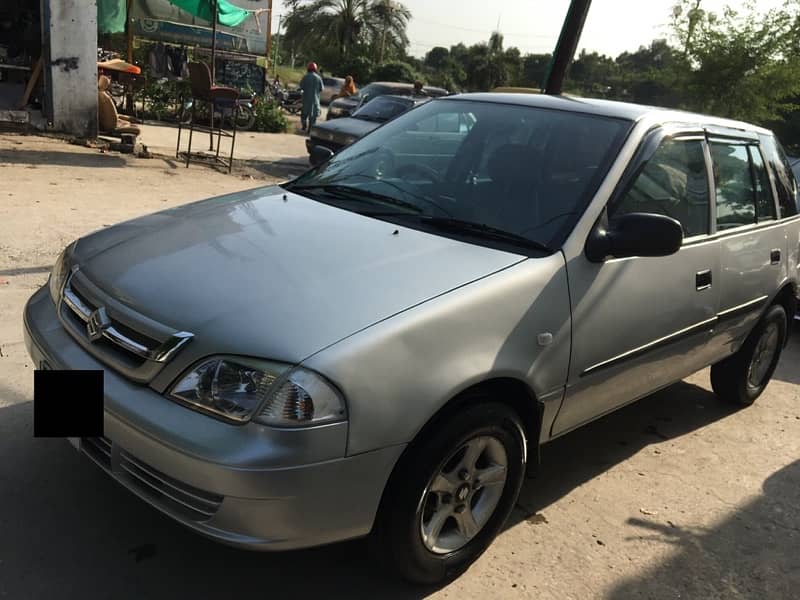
[{"left": 86, "top": 307, "right": 111, "bottom": 342}]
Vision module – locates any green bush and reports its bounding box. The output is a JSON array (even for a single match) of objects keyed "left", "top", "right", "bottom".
[
  {"left": 370, "top": 61, "right": 419, "bottom": 83},
  {"left": 252, "top": 98, "right": 289, "bottom": 133},
  {"left": 333, "top": 56, "right": 373, "bottom": 85}
]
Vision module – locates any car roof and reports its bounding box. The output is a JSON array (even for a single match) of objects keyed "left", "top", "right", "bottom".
[
  {"left": 367, "top": 94, "right": 429, "bottom": 104},
  {"left": 444, "top": 93, "right": 771, "bottom": 134}
]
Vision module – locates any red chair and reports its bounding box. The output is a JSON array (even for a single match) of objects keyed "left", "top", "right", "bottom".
[{"left": 176, "top": 62, "right": 241, "bottom": 173}]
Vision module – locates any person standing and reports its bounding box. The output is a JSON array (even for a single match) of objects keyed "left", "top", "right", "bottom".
[{"left": 299, "top": 62, "right": 323, "bottom": 133}]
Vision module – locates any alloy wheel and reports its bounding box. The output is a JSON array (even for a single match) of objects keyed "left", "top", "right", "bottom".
[{"left": 419, "top": 435, "right": 508, "bottom": 554}]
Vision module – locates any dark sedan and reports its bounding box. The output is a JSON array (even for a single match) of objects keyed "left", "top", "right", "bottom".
[
  {"left": 307, "top": 95, "right": 429, "bottom": 166},
  {"left": 326, "top": 81, "right": 447, "bottom": 121}
]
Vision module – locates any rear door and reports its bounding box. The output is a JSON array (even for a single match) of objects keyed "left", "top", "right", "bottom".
[{"left": 706, "top": 132, "right": 788, "bottom": 357}]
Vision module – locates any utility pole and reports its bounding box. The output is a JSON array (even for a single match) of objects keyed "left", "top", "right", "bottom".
[
  {"left": 265, "top": 0, "right": 273, "bottom": 74},
  {"left": 273, "top": 15, "right": 282, "bottom": 71},
  {"left": 542, "top": 0, "right": 592, "bottom": 95}
]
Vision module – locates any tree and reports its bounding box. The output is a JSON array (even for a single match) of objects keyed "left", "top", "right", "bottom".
[
  {"left": 282, "top": 0, "right": 411, "bottom": 64},
  {"left": 368, "top": 0, "right": 411, "bottom": 64},
  {"left": 673, "top": 0, "right": 800, "bottom": 123},
  {"left": 519, "top": 53, "right": 551, "bottom": 88},
  {"left": 371, "top": 60, "right": 418, "bottom": 82}
]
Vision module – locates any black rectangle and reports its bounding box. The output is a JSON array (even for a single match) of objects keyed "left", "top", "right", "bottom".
[{"left": 34, "top": 370, "right": 104, "bottom": 437}]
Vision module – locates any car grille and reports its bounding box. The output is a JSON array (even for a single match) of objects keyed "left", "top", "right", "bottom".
[
  {"left": 58, "top": 270, "right": 193, "bottom": 383},
  {"left": 81, "top": 436, "right": 223, "bottom": 522}
]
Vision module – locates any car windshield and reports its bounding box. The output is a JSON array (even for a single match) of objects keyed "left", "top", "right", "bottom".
[
  {"left": 353, "top": 96, "right": 415, "bottom": 122},
  {"left": 286, "top": 99, "right": 632, "bottom": 251}
]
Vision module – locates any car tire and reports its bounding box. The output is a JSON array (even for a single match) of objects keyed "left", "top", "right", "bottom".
[
  {"left": 371, "top": 401, "right": 527, "bottom": 585},
  {"left": 711, "top": 304, "right": 787, "bottom": 406}
]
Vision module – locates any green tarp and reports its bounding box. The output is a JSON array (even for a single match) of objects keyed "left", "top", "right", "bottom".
[
  {"left": 166, "top": 0, "right": 250, "bottom": 28},
  {"left": 98, "top": 0, "right": 127, "bottom": 33}
]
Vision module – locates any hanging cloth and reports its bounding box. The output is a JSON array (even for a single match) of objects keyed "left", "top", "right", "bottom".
[
  {"left": 165, "top": 0, "right": 251, "bottom": 28},
  {"left": 98, "top": 0, "right": 127, "bottom": 33}
]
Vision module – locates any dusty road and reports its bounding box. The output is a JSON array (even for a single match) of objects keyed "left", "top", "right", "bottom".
[{"left": 0, "top": 134, "right": 798, "bottom": 599}]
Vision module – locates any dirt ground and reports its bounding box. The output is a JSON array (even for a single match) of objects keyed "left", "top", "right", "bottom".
[{"left": 1, "top": 133, "right": 798, "bottom": 600}]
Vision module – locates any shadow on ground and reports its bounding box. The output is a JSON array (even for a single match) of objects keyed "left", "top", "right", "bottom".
[
  {"left": 0, "top": 148, "right": 126, "bottom": 168},
  {"left": 510, "top": 378, "right": 739, "bottom": 525},
  {"left": 0, "top": 265, "right": 51, "bottom": 277},
  {"left": 772, "top": 321, "right": 800, "bottom": 385},
  {"left": 0, "top": 337, "right": 796, "bottom": 599},
  {"left": 607, "top": 459, "right": 800, "bottom": 599},
  {"left": 243, "top": 156, "right": 308, "bottom": 180}
]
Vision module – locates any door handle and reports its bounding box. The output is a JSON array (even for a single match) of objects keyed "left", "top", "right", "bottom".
[
  {"left": 696, "top": 269, "right": 712, "bottom": 290},
  {"left": 770, "top": 249, "right": 781, "bottom": 264}
]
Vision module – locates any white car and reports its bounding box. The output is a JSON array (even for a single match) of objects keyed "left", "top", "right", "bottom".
[{"left": 320, "top": 76, "right": 345, "bottom": 105}]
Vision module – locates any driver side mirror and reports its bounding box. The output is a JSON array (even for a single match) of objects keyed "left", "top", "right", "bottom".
[
  {"left": 309, "top": 145, "right": 335, "bottom": 167},
  {"left": 585, "top": 211, "right": 683, "bottom": 262}
]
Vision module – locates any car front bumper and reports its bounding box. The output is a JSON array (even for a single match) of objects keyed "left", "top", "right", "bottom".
[{"left": 23, "top": 285, "right": 404, "bottom": 550}]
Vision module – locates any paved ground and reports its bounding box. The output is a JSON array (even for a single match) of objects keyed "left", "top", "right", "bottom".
[{"left": 0, "top": 133, "right": 798, "bottom": 599}]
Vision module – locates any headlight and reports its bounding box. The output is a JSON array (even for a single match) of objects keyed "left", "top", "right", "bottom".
[
  {"left": 169, "top": 356, "right": 346, "bottom": 426},
  {"left": 49, "top": 242, "right": 75, "bottom": 304},
  {"left": 328, "top": 107, "right": 342, "bottom": 117},
  {"left": 340, "top": 134, "right": 359, "bottom": 145}
]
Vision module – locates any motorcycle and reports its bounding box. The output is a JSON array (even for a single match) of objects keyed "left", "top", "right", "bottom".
[
  {"left": 268, "top": 82, "right": 303, "bottom": 114},
  {"left": 179, "top": 90, "right": 257, "bottom": 131}
]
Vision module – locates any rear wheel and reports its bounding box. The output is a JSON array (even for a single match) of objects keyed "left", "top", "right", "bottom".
[
  {"left": 711, "top": 304, "right": 787, "bottom": 406},
  {"left": 371, "top": 401, "right": 526, "bottom": 585}
]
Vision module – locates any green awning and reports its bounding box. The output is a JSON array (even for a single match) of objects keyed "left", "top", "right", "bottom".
[
  {"left": 98, "top": 0, "right": 127, "bottom": 33},
  {"left": 166, "top": 0, "right": 250, "bottom": 28}
]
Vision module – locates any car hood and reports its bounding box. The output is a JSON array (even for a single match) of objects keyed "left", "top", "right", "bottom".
[
  {"left": 312, "top": 117, "right": 380, "bottom": 139},
  {"left": 73, "top": 186, "right": 524, "bottom": 363},
  {"left": 330, "top": 96, "right": 360, "bottom": 111}
]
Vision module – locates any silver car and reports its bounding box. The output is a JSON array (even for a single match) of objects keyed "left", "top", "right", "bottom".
[
  {"left": 24, "top": 93, "right": 800, "bottom": 584},
  {"left": 320, "top": 76, "right": 345, "bottom": 105}
]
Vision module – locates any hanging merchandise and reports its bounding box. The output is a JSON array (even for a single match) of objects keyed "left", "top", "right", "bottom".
[{"left": 98, "top": 0, "right": 127, "bottom": 34}]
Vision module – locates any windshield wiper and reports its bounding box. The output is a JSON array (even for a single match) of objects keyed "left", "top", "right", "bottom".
[
  {"left": 419, "top": 217, "right": 552, "bottom": 253},
  {"left": 290, "top": 184, "right": 424, "bottom": 213}
]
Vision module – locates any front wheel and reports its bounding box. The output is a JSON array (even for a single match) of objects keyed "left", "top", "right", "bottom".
[
  {"left": 371, "top": 401, "right": 527, "bottom": 585},
  {"left": 228, "top": 105, "right": 256, "bottom": 130},
  {"left": 711, "top": 304, "right": 787, "bottom": 406}
]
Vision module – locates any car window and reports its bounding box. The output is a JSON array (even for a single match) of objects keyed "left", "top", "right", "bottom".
[
  {"left": 289, "top": 100, "right": 631, "bottom": 249},
  {"left": 611, "top": 138, "right": 710, "bottom": 237},
  {"left": 710, "top": 142, "right": 757, "bottom": 230},
  {"left": 749, "top": 146, "right": 776, "bottom": 221},
  {"left": 416, "top": 112, "right": 468, "bottom": 133},
  {"left": 353, "top": 96, "right": 413, "bottom": 122},
  {"left": 760, "top": 134, "right": 799, "bottom": 218}
]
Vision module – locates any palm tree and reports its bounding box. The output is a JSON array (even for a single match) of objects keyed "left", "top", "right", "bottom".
[
  {"left": 368, "top": 0, "right": 411, "bottom": 64},
  {"left": 283, "top": 0, "right": 411, "bottom": 63}
]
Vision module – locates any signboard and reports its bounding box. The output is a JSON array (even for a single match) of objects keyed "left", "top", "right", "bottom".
[{"left": 130, "top": 0, "right": 268, "bottom": 55}]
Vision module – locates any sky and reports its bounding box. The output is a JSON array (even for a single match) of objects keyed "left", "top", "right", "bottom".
[{"left": 272, "top": 0, "right": 784, "bottom": 59}]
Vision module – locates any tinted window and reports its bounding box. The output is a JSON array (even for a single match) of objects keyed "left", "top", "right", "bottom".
[
  {"left": 760, "top": 134, "right": 799, "bottom": 218},
  {"left": 288, "top": 100, "right": 630, "bottom": 249},
  {"left": 611, "top": 138, "right": 710, "bottom": 237},
  {"left": 710, "top": 143, "right": 756, "bottom": 230},
  {"left": 353, "top": 96, "right": 413, "bottom": 122},
  {"left": 749, "top": 146, "right": 776, "bottom": 221}
]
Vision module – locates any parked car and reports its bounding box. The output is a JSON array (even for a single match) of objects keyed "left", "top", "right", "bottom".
[
  {"left": 25, "top": 93, "right": 799, "bottom": 585},
  {"left": 326, "top": 81, "right": 448, "bottom": 120},
  {"left": 320, "top": 76, "right": 345, "bottom": 105},
  {"left": 306, "top": 95, "right": 431, "bottom": 166},
  {"left": 787, "top": 155, "right": 800, "bottom": 320}
]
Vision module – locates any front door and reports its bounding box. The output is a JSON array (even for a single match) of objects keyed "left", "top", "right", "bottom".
[{"left": 552, "top": 132, "right": 721, "bottom": 436}]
